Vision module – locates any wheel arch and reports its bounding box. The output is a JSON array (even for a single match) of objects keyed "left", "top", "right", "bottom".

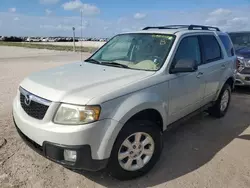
[
  {"left": 215, "top": 76, "right": 234, "bottom": 100},
  {"left": 126, "top": 109, "right": 164, "bottom": 132}
]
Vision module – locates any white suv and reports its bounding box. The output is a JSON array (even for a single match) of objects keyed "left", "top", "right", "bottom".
[{"left": 13, "top": 25, "right": 236, "bottom": 180}]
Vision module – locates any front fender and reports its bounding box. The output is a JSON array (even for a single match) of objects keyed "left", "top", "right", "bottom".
[
  {"left": 101, "top": 90, "right": 168, "bottom": 128},
  {"left": 97, "top": 90, "right": 168, "bottom": 159}
]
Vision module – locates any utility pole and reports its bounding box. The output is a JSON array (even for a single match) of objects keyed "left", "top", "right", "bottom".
[{"left": 72, "top": 27, "right": 76, "bottom": 52}]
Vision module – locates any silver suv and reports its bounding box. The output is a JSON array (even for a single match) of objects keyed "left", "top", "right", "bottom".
[{"left": 13, "top": 25, "right": 236, "bottom": 180}]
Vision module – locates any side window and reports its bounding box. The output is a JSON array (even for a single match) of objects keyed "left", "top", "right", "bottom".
[
  {"left": 200, "top": 35, "right": 222, "bottom": 63},
  {"left": 172, "top": 36, "right": 201, "bottom": 67},
  {"left": 219, "top": 35, "right": 234, "bottom": 57}
]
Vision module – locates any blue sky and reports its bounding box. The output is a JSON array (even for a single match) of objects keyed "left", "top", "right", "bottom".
[{"left": 0, "top": 0, "right": 250, "bottom": 37}]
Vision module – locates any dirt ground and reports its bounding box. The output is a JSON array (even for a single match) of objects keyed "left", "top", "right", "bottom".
[{"left": 0, "top": 46, "right": 250, "bottom": 188}]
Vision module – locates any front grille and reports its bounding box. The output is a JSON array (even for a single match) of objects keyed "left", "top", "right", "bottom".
[
  {"left": 241, "top": 68, "right": 250, "bottom": 74},
  {"left": 20, "top": 93, "right": 49, "bottom": 120}
]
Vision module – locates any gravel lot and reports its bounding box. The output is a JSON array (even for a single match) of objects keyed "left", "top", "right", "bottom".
[{"left": 0, "top": 46, "right": 250, "bottom": 188}]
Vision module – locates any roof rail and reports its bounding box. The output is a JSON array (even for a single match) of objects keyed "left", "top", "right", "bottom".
[
  {"left": 142, "top": 25, "right": 189, "bottom": 30},
  {"left": 188, "top": 25, "right": 220, "bottom": 31},
  {"left": 142, "top": 24, "right": 220, "bottom": 31}
]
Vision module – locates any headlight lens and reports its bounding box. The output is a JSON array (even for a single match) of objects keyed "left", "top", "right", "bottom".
[
  {"left": 236, "top": 57, "right": 245, "bottom": 71},
  {"left": 54, "top": 104, "right": 101, "bottom": 125}
]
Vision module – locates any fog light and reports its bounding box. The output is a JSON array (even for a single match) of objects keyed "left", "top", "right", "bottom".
[{"left": 64, "top": 150, "right": 77, "bottom": 162}]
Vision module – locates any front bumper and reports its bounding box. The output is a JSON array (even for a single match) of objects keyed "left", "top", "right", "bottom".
[
  {"left": 13, "top": 94, "right": 123, "bottom": 163},
  {"left": 14, "top": 120, "right": 108, "bottom": 171},
  {"left": 235, "top": 72, "right": 250, "bottom": 86}
]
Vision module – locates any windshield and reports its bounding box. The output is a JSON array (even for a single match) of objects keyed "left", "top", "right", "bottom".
[
  {"left": 89, "top": 33, "right": 175, "bottom": 71},
  {"left": 229, "top": 32, "right": 250, "bottom": 50}
]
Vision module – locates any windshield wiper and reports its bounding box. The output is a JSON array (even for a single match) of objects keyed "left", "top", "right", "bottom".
[
  {"left": 102, "top": 61, "right": 129, "bottom": 68},
  {"left": 85, "top": 58, "right": 101, "bottom": 64},
  {"left": 85, "top": 59, "right": 130, "bottom": 68}
]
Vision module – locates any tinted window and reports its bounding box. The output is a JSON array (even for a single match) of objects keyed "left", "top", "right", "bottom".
[
  {"left": 219, "top": 35, "right": 234, "bottom": 57},
  {"left": 229, "top": 32, "right": 250, "bottom": 49},
  {"left": 173, "top": 36, "right": 201, "bottom": 66},
  {"left": 200, "top": 35, "right": 222, "bottom": 63}
]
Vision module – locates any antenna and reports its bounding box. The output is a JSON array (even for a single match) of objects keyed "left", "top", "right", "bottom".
[{"left": 80, "top": 9, "right": 83, "bottom": 62}]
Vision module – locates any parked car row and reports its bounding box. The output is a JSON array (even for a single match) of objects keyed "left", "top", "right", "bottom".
[
  {"left": 0, "top": 36, "right": 23, "bottom": 42},
  {"left": 0, "top": 36, "right": 109, "bottom": 42},
  {"left": 79, "top": 37, "right": 109, "bottom": 42}
]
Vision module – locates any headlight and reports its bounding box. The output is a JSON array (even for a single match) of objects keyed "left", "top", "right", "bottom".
[
  {"left": 54, "top": 104, "right": 101, "bottom": 125},
  {"left": 237, "top": 56, "right": 250, "bottom": 67},
  {"left": 236, "top": 57, "right": 245, "bottom": 72}
]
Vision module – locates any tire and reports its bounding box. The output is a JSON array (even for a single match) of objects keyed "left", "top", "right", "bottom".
[
  {"left": 107, "top": 120, "right": 163, "bottom": 180},
  {"left": 208, "top": 84, "right": 231, "bottom": 118}
]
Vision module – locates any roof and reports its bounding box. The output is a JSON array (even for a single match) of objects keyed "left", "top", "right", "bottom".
[{"left": 122, "top": 25, "right": 224, "bottom": 36}]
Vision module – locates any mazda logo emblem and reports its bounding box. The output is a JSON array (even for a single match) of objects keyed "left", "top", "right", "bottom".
[{"left": 24, "top": 94, "right": 32, "bottom": 106}]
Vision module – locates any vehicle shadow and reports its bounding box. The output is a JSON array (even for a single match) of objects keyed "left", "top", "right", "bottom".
[
  {"left": 73, "top": 94, "right": 250, "bottom": 187},
  {"left": 234, "top": 86, "right": 250, "bottom": 95},
  {"left": 237, "top": 135, "right": 250, "bottom": 141}
]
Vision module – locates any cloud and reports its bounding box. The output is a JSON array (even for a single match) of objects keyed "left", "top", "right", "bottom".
[
  {"left": 230, "top": 17, "right": 248, "bottom": 24},
  {"left": 1, "top": 7, "right": 250, "bottom": 37},
  {"left": 45, "top": 9, "right": 52, "bottom": 16},
  {"left": 205, "top": 8, "right": 250, "bottom": 31},
  {"left": 62, "top": 0, "right": 100, "bottom": 15},
  {"left": 40, "top": 0, "right": 60, "bottom": 4},
  {"left": 62, "top": 0, "right": 82, "bottom": 10},
  {"left": 134, "top": 13, "right": 146, "bottom": 19},
  {"left": 40, "top": 24, "right": 72, "bottom": 31},
  {"left": 9, "top": 8, "right": 16, "bottom": 13},
  {"left": 40, "top": 20, "right": 89, "bottom": 32},
  {"left": 209, "top": 8, "right": 232, "bottom": 16}
]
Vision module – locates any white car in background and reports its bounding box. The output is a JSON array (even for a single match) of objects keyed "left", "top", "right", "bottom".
[
  {"left": 42, "top": 38, "right": 49, "bottom": 42},
  {"left": 48, "top": 38, "right": 57, "bottom": 42},
  {"left": 26, "top": 37, "right": 41, "bottom": 42}
]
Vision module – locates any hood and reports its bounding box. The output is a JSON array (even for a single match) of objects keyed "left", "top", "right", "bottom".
[
  {"left": 235, "top": 46, "right": 250, "bottom": 58},
  {"left": 20, "top": 62, "right": 154, "bottom": 105}
]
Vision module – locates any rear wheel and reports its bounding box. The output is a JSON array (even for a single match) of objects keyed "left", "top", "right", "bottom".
[
  {"left": 208, "top": 84, "right": 231, "bottom": 118},
  {"left": 107, "top": 120, "right": 163, "bottom": 180}
]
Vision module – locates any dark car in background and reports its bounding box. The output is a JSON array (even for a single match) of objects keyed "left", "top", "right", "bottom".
[
  {"left": 229, "top": 31, "right": 250, "bottom": 86},
  {"left": 0, "top": 36, "right": 23, "bottom": 42}
]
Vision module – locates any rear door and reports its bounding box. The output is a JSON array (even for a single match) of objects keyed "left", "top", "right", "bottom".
[{"left": 198, "top": 34, "right": 225, "bottom": 105}]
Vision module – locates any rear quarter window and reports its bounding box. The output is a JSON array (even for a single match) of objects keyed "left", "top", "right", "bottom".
[
  {"left": 219, "top": 35, "right": 234, "bottom": 57},
  {"left": 200, "top": 35, "right": 222, "bottom": 63}
]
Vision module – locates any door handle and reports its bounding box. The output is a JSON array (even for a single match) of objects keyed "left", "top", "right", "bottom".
[
  {"left": 196, "top": 72, "right": 203, "bottom": 78},
  {"left": 221, "top": 64, "right": 226, "bottom": 69}
]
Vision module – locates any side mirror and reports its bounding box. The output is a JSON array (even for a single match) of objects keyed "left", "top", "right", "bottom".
[{"left": 170, "top": 59, "right": 198, "bottom": 74}]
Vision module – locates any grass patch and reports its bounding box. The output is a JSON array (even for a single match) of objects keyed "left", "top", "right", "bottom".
[{"left": 0, "top": 42, "right": 98, "bottom": 53}]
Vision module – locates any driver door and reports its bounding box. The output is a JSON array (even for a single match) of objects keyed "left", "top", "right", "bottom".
[{"left": 168, "top": 35, "right": 206, "bottom": 124}]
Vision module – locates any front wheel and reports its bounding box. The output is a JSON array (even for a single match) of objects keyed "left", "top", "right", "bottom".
[
  {"left": 107, "top": 120, "right": 163, "bottom": 180},
  {"left": 208, "top": 84, "right": 231, "bottom": 118}
]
